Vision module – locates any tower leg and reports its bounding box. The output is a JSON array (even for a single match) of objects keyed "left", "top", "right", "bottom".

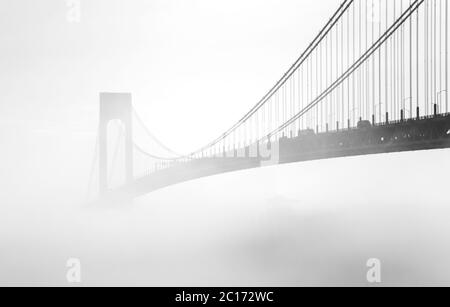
[
  {"left": 99, "top": 122, "right": 108, "bottom": 195},
  {"left": 98, "top": 93, "right": 133, "bottom": 195}
]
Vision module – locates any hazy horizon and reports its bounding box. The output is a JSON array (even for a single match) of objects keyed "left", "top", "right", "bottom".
[{"left": 1, "top": 0, "right": 450, "bottom": 287}]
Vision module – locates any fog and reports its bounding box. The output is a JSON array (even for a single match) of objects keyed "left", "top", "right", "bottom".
[
  {"left": 2, "top": 0, "right": 450, "bottom": 287},
  {"left": 1, "top": 125, "right": 450, "bottom": 286}
]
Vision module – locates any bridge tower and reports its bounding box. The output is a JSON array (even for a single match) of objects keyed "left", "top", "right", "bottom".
[{"left": 99, "top": 93, "right": 133, "bottom": 194}]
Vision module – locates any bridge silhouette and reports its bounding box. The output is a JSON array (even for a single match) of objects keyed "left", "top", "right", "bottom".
[{"left": 91, "top": 0, "right": 450, "bottom": 200}]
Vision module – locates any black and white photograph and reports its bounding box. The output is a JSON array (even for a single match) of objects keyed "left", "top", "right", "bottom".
[{"left": 1, "top": 0, "right": 450, "bottom": 294}]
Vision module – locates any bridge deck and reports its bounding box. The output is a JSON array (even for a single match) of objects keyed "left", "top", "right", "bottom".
[{"left": 107, "top": 114, "right": 450, "bottom": 199}]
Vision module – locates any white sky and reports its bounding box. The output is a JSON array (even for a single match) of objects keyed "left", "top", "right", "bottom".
[
  {"left": 0, "top": 0, "right": 341, "bottom": 153},
  {"left": 2, "top": 1, "right": 450, "bottom": 286}
]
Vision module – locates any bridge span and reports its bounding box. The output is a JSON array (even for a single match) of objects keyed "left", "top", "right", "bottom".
[
  {"left": 92, "top": 0, "right": 450, "bottom": 200},
  {"left": 105, "top": 112, "right": 450, "bottom": 199}
]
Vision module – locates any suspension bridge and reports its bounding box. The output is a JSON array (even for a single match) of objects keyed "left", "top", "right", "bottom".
[{"left": 89, "top": 0, "right": 450, "bottom": 201}]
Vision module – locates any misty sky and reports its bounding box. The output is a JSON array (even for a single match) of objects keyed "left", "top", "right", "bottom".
[
  {"left": 0, "top": 0, "right": 340, "bottom": 153},
  {"left": 3, "top": 1, "right": 450, "bottom": 287}
]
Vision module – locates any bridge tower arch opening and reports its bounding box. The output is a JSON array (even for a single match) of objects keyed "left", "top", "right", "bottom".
[{"left": 99, "top": 93, "right": 133, "bottom": 194}]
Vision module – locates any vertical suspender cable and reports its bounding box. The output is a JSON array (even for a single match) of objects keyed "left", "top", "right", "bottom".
[
  {"left": 353, "top": 2, "right": 356, "bottom": 125},
  {"left": 337, "top": 19, "right": 340, "bottom": 128},
  {"left": 366, "top": 0, "right": 369, "bottom": 119},
  {"left": 372, "top": 0, "right": 375, "bottom": 121},
  {"left": 439, "top": 0, "right": 442, "bottom": 111},
  {"left": 331, "top": 26, "right": 334, "bottom": 127},
  {"left": 410, "top": 0, "right": 413, "bottom": 117},
  {"left": 417, "top": 0, "right": 419, "bottom": 112},
  {"left": 348, "top": 8, "right": 351, "bottom": 126},
  {"left": 359, "top": 0, "right": 362, "bottom": 120},
  {"left": 379, "top": 0, "right": 382, "bottom": 122},
  {"left": 426, "top": 0, "right": 429, "bottom": 115},
  {"left": 386, "top": 0, "right": 389, "bottom": 121},
  {"left": 401, "top": 0, "right": 405, "bottom": 113},
  {"left": 342, "top": 15, "right": 345, "bottom": 125},
  {"left": 434, "top": 0, "right": 437, "bottom": 108},
  {"left": 393, "top": 0, "right": 397, "bottom": 120},
  {"left": 446, "top": 0, "right": 449, "bottom": 112}
]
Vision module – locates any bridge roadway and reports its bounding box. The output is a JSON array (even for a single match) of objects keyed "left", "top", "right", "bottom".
[{"left": 108, "top": 112, "right": 450, "bottom": 199}]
